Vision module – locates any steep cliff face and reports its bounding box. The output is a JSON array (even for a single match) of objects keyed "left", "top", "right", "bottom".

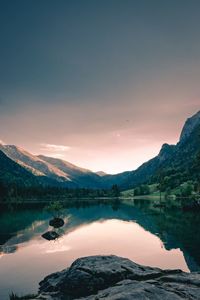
[
  {"left": 180, "top": 111, "right": 200, "bottom": 142},
  {"left": 115, "top": 111, "right": 200, "bottom": 189},
  {"left": 158, "top": 143, "right": 175, "bottom": 162}
]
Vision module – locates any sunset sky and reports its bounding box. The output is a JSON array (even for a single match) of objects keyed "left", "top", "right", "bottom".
[{"left": 0, "top": 0, "right": 200, "bottom": 173}]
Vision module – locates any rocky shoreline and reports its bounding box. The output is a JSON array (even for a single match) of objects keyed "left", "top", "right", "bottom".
[{"left": 20, "top": 255, "right": 200, "bottom": 299}]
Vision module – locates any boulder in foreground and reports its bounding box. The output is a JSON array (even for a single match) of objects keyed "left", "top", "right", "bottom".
[{"left": 23, "top": 255, "right": 200, "bottom": 299}]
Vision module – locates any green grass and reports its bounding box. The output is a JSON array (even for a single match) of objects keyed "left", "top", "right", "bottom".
[
  {"left": 121, "top": 188, "right": 135, "bottom": 197},
  {"left": 121, "top": 184, "right": 160, "bottom": 198}
]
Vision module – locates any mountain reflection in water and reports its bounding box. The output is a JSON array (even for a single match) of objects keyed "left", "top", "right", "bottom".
[{"left": 0, "top": 200, "right": 200, "bottom": 300}]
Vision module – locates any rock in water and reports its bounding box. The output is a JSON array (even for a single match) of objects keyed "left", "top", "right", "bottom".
[
  {"left": 49, "top": 217, "right": 65, "bottom": 228},
  {"left": 19, "top": 255, "right": 200, "bottom": 299},
  {"left": 42, "top": 231, "right": 60, "bottom": 241}
]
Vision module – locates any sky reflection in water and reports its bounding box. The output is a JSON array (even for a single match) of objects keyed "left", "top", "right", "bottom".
[{"left": 0, "top": 202, "right": 199, "bottom": 299}]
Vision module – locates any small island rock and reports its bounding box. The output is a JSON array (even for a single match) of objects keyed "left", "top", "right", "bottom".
[
  {"left": 49, "top": 217, "right": 65, "bottom": 228},
  {"left": 42, "top": 231, "right": 60, "bottom": 241}
]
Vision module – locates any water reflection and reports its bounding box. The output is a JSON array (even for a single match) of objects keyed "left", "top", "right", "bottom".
[
  {"left": 0, "top": 201, "right": 200, "bottom": 299},
  {"left": 42, "top": 231, "right": 60, "bottom": 241}
]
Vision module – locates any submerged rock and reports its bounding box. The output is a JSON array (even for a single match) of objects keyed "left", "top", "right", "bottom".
[
  {"left": 42, "top": 231, "right": 60, "bottom": 241},
  {"left": 21, "top": 255, "right": 200, "bottom": 299},
  {"left": 49, "top": 217, "right": 65, "bottom": 228}
]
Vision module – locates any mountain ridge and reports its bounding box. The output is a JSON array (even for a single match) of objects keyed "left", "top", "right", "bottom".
[
  {"left": 119, "top": 110, "right": 200, "bottom": 189},
  {"left": 38, "top": 155, "right": 104, "bottom": 188},
  {"left": 0, "top": 149, "right": 39, "bottom": 187},
  {"left": 0, "top": 145, "right": 103, "bottom": 188},
  {"left": 0, "top": 110, "right": 200, "bottom": 190},
  {"left": 180, "top": 110, "right": 200, "bottom": 142}
]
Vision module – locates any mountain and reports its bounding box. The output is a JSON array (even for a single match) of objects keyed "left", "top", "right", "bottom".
[
  {"left": 0, "top": 110, "right": 199, "bottom": 190},
  {"left": 109, "top": 111, "right": 200, "bottom": 189},
  {"left": 180, "top": 110, "right": 200, "bottom": 142},
  {"left": 38, "top": 155, "right": 103, "bottom": 188},
  {"left": 96, "top": 171, "right": 107, "bottom": 177},
  {"left": 0, "top": 150, "right": 38, "bottom": 187},
  {"left": 119, "top": 143, "right": 176, "bottom": 189},
  {"left": 0, "top": 144, "right": 103, "bottom": 188},
  {"left": 0, "top": 144, "right": 70, "bottom": 182}
]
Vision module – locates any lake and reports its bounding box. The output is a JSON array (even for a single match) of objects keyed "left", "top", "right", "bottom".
[{"left": 0, "top": 199, "right": 200, "bottom": 299}]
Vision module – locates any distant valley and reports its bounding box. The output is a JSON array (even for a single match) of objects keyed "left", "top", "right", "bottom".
[{"left": 0, "top": 110, "right": 200, "bottom": 193}]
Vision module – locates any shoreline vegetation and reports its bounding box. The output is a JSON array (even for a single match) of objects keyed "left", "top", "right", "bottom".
[
  {"left": 1, "top": 181, "right": 199, "bottom": 209},
  {"left": 1, "top": 196, "right": 199, "bottom": 216}
]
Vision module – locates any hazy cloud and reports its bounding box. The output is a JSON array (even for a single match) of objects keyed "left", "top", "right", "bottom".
[{"left": 40, "top": 144, "right": 70, "bottom": 152}]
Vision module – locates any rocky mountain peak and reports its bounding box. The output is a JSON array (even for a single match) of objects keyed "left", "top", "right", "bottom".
[
  {"left": 96, "top": 171, "right": 107, "bottom": 177},
  {"left": 180, "top": 110, "right": 200, "bottom": 142},
  {"left": 158, "top": 143, "right": 175, "bottom": 162}
]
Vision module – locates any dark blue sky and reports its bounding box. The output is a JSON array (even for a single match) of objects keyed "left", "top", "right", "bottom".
[{"left": 0, "top": 0, "right": 200, "bottom": 172}]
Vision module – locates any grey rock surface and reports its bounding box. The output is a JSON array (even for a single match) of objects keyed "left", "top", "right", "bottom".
[{"left": 29, "top": 255, "right": 200, "bottom": 299}]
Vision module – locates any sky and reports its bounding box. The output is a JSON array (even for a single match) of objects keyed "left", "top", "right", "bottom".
[{"left": 0, "top": 0, "right": 200, "bottom": 174}]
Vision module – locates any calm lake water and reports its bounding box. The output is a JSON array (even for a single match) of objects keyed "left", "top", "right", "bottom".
[{"left": 0, "top": 199, "right": 200, "bottom": 299}]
